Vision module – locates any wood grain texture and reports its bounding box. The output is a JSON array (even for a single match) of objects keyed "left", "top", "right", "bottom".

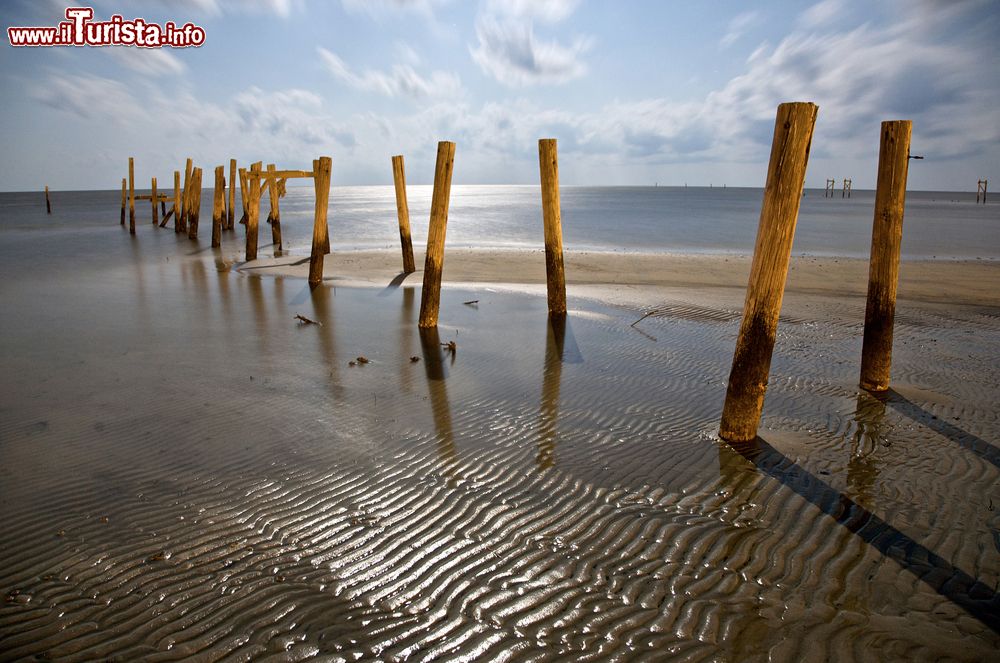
[
  {"left": 392, "top": 155, "right": 416, "bottom": 274},
  {"left": 539, "top": 139, "right": 567, "bottom": 316},
  {"left": 308, "top": 157, "right": 333, "bottom": 286},
  {"left": 419, "top": 141, "right": 456, "bottom": 328}
]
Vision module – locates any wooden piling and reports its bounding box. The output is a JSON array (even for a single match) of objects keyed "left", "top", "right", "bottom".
[
  {"left": 187, "top": 167, "right": 202, "bottom": 239},
  {"left": 151, "top": 177, "right": 159, "bottom": 225},
  {"left": 245, "top": 162, "right": 263, "bottom": 260},
  {"left": 978, "top": 179, "right": 988, "bottom": 204},
  {"left": 172, "top": 171, "right": 181, "bottom": 232},
  {"left": 308, "top": 157, "right": 332, "bottom": 286},
  {"left": 120, "top": 178, "right": 126, "bottom": 225},
  {"left": 538, "top": 138, "right": 567, "bottom": 316},
  {"left": 267, "top": 163, "right": 283, "bottom": 250},
  {"left": 128, "top": 157, "right": 135, "bottom": 234},
  {"left": 228, "top": 158, "right": 236, "bottom": 230},
  {"left": 860, "top": 120, "right": 912, "bottom": 392},
  {"left": 238, "top": 167, "right": 249, "bottom": 226},
  {"left": 418, "top": 141, "right": 457, "bottom": 328},
  {"left": 180, "top": 158, "right": 193, "bottom": 230},
  {"left": 45, "top": 186, "right": 51, "bottom": 214},
  {"left": 391, "top": 155, "right": 416, "bottom": 273},
  {"left": 212, "top": 165, "right": 225, "bottom": 248},
  {"left": 719, "top": 102, "right": 818, "bottom": 443}
]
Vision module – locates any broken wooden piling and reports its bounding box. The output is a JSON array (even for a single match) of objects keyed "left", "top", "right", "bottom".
[
  {"left": 45, "top": 186, "right": 51, "bottom": 214},
  {"left": 860, "top": 120, "right": 912, "bottom": 392},
  {"left": 539, "top": 138, "right": 567, "bottom": 317},
  {"left": 266, "top": 163, "right": 282, "bottom": 250},
  {"left": 172, "top": 171, "right": 181, "bottom": 231},
  {"left": 150, "top": 177, "right": 159, "bottom": 225},
  {"left": 179, "top": 158, "right": 192, "bottom": 234},
  {"left": 128, "top": 157, "right": 135, "bottom": 234},
  {"left": 246, "top": 162, "right": 263, "bottom": 259},
  {"left": 187, "top": 167, "right": 203, "bottom": 239},
  {"left": 120, "top": 178, "right": 126, "bottom": 225},
  {"left": 228, "top": 158, "right": 236, "bottom": 230},
  {"left": 308, "top": 156, "right": 332, "bottom": 286},
  {"left": 212, "top": 165, "right": 225, "bottom": 248},
  {"left": 418, "top": 141, "right": 457, "bottom": 328},
  {"left": 719, "top": 102, "right": 818, "bottom": 443},
  {"left": 391, "top": 155, "right": 416, "bottom": 273}
]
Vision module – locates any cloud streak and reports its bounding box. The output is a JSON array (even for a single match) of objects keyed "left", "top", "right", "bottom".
[{"left": 318, "top": 47, "right": 462, "bottom": 99}]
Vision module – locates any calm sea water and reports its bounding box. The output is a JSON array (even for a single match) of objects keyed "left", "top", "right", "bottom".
[{"left": 2, "top": 186, "right": 997, "bottom": 259}]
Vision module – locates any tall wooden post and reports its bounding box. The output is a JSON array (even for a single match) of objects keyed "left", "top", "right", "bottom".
[
  {"left": 172, "top": 170, "right": 181, "bottom": 232},
  {"left": 120, "top": 178, "right": 126, "bottom": 225},
  {"left": 266, "top": 163, "right": 283, "bottom": 250},
  {"left": 860, "top": 120, "right": 912, "bottom": 392},
  {"left": 128, "top": 157, "right": 135, "bottom": 234},
  {"left": 150, "top": 177, "right": 159, "bottom": 225},
  {"left": 238, "top": 167, "right": 249, "bottom": 226},
  {"left": 418, "top": 141, "right": 457, "bottom": 328},
  {"left": 539, "top": 138, "right": 567, "bottom": 316},
  {"left": 391, "top": 155, "right": 416, "bottom": 273},
  {"left": 308, "top": 157, "right": 333, "bottom": 286},
  {"left": 245, "top": 162, "right": 263, "bottom": 260},
  {"left": 228, "top": 158, "right": 236, "bottom": 230},
  {"left": 978, "top": 179, "right": 988, "bottom": 204},
  {"left": 45, "top": 186, "right": 51, "bottom": 214},
  {"left": 719, "top": 102, "right": 818, "bottom": 443},
  {"left": 212, "top": 165, "right": 225, "bottom": 248},
  {"left": 180, "top": 158, "right": 192, "bottom": 231},
  {"left": 187, "top": 167, "right": 203, "bottom": 239}
]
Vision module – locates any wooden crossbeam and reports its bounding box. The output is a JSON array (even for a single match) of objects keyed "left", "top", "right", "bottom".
[
  {"left": 134, "top": 194, "right": 171, "bottom": 201},
  {"left": 259, "top": 169, "right": 314, "bottom": 179}
]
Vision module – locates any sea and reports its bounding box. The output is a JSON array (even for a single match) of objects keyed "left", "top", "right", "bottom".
[{"left": 2, "top": 185, "right": 998, "bottom": 259}]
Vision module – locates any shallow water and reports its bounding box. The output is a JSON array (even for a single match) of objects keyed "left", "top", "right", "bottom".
[{"left": 0, "top": 217, "right": 998, "bottom": 660}]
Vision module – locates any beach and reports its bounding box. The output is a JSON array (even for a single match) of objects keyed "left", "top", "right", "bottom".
[{"left": 1, "top": 205, "right": 999, "bottom": 661}]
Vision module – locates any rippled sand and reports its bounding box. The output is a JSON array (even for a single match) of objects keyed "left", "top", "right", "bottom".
[{"left": 1, "top": 226, "right": 998, "bottom": 661}]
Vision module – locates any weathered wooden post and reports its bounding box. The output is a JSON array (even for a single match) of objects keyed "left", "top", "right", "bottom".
[
  {"left": 120, "top": 178, "right": 126, "bottom": 225},
  {"left": 418, "top": 141, "right": 457, "bottom": 328},
  {"left": 187, "top": 167, "right": 203, "bottom": 239},
  {"left": 150, "top": 177, "right": 159, "bottom": 225},
  {"left": 308, "top": 156, "right": 332, "bottom": 286},
  {"left": 212, "top": 165, "right": 225, "bottom": 248},
  {"left": 228, "top": 158, "right": 236, "bottom": 230},
  {"left": 238, "top": 167, "right": 249, "bottom": 226},
  {"left": 539, "top": 138, "right": 567, "bottom": 316},
  {"left": 45, "top": 186, "right": 51, "bottom": 214},
  {"left": 391, "top": 155, "right": 416, "bottom": 273},
  {"left": 172, "top": 170, "right": 181, "bottom": 232},
  {"left": 266, "top": 163, "right": 283, "bottom": 250},
  {"left": 859, "top": 120, "right": 912, "bottom": 392},
  {"left": 180, "top": 158, "right": 193, "bottom": 231},
  {"left": 719, "top": 102, "right": 818, "bottom": 443},
  {"left": 128, "top": 157, "right": 136, "bottom": 234},
  {"left": 245, "top": 162, "right": 263, "bottom": 259}
]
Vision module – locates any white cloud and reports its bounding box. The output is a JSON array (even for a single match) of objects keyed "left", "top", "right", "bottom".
[
  {"left": 484, "top": 0, "right": 581, "bottom": 23},
  {"left": 470, "top": 17, "right": 591, "bottom": 86},
  {"left": 318, "top": 47, "right": 462, "bottom": 99},
  {"left": 720, "top": 10, "right": 761, "bottom": 48},
  {"left": 107, "top": 48, "right": 186, "bottom": 77}
]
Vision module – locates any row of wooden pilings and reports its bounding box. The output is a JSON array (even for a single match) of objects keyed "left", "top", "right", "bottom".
[{"left": 121, "top": 101, "right": 912, "bottom": 445}]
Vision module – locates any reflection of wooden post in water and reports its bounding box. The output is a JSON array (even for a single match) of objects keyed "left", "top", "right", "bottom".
[
  {"left": 128, "top": 157, "right": 135, "bottom": 234},
  {"left": 308, "top": 157, "right": 333, "bottom": 286},
  {"left": 212, "top": 165, "right": 225, "bottom": 248},
  {"left": 246, "top": 162, "right": 263, "bottom": 259},
  {"left": 419, "top": 141, "right": 456, "bottom": 328},
  {"left": 720, "top": 102, "right": 818, "bottom": 443},
  {"left": 391, "top": 155, "right": 416, "bottom": 273},
  {"left": 539, "top": 139, "right": 567, "bottom": 316},
  {"left": 266, "top": 163, "right": 283, "bottom": 250},
  {"left": 180, "top": 158, "right": 192, "bottom": 233},
  {"left": 228, "top": 158, "right": 236, "bottom": 230},
  {"left": 150, "top": 177, "right": 159, "bottom": 225},
  {"left": 172, "top": 171, "right": 181, "bottom": 233},
  {"left": 120, "top": 178, "right": 126, "bottom": 226},
  {"left": 860, "top": 121, "right": 912, "bottom": 392},
  {"left": 538, "top": 314, "right": 567, "bottom": 470},
  {"left": 847, "top": 392, "right": 884, "bottom": 505},
  {"left": 187, "top": 168, "right": 203, "bottom": 239},
  {"left": 419, "top": 326, "right": 457, "bottom": 471}
]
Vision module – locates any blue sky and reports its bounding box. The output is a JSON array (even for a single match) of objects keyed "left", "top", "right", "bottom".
[{"left": 1, "top": 0, "right": 997, "bottom": 191}]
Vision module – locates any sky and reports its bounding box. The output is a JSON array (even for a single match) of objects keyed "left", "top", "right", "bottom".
[{"left": 0, "top": 0, "right": 998, "bottom": 191}]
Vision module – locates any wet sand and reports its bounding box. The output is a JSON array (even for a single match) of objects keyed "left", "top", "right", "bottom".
[{"left": 1, "top": 227, "right": 998, "bottom": 661}]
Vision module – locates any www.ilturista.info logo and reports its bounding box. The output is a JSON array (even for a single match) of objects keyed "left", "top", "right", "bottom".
[{"left": 7, "top": 7, "right": 205, "bottom": 48}]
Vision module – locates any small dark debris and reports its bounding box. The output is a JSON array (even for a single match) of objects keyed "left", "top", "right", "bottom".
[
  {"left": 99, "top": 516, "right": 109, "bottom": 524},
  {"left": 409, "top": 356, "right": 420, "bottom": 363},
  {"left": 147, "top": 552, "right": 167, "bottom": 562},
  {"left": 275, "top": 574, "right": 286, "bottom": 583},
  {"left": 818, "top": 469, "right": 831, "bottom": 476},
  {"left": 348, "top": 361, "right": 356, "bottom": 367},
  {"left": 356, "top": 356, "right": 370, "bottom": 364},
  {"left": 56, "top": 529, "right": 65, "bottom": 537},
  {"left": 463, "top": 300, "right": 479, "bottom": 306}
]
